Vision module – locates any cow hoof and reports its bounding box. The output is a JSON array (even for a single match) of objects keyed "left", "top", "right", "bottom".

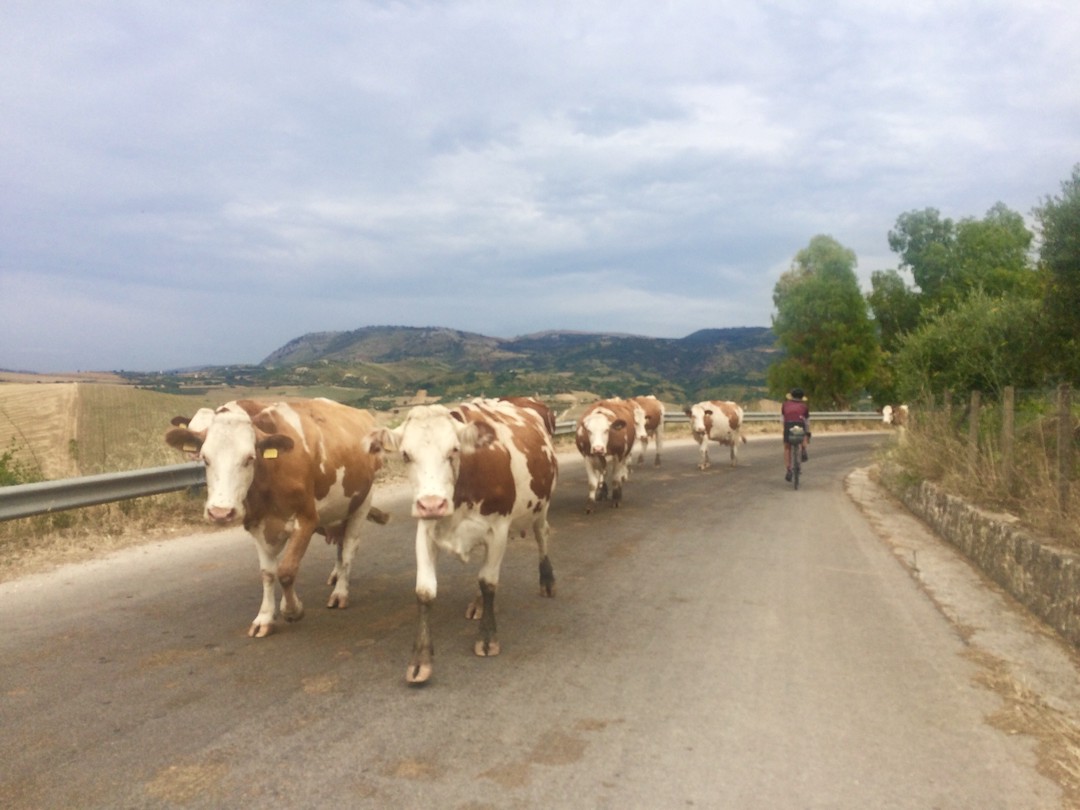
[
  {"left": 406, "top": 663, "right": 433, "bottom": 685},
  {"left": 283, "top": 605, "right": 305, "bottom": 623},
  {"left": 327, "top": 593, "right": 349, "bottom": 609},
  {"left": 539, "top": 583, "right": 556, "bottom": 598},
  {"left": 248, "top": 621, "right": 275, "bottom": 638},
  {"left": 474, "top": 639, "right": 501, "bottom": 657}
]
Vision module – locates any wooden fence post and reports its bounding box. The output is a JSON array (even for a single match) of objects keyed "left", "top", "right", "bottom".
[
  {"left": 1002, "top": 386, "right": 1014, "bottom": 495},
  {"left": 1059, "top": 383, "right": 1072, "bottom": 514},
  {"left": 968, "top": 390, "right": 981, "bottom": 472}
]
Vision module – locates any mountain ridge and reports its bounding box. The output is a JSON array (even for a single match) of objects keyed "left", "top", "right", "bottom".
[{"left": 259, "top": 324, "right": 777, "bottom": 398}]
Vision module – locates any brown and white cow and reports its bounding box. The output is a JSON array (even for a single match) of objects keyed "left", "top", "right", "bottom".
[
  {"left": 630, "top": 395, "right": 665, "bottom": 466},
  {"left": 574, "top": 398, "right": 639, "bottom": 512},
  {"left": 882, "top": 404, "right": 909, "bottom": 428},
  {"left": 363, "top": 398, "right": 557, "bottom": 685},
  {"left": 686, "top": 400, "right": 746, "bottom": 469},
  {"left": 165, "top": 398, "right": 384, "bottom": 638}
]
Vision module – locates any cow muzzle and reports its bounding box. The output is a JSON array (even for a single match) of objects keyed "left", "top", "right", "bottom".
[
  {"left": 414, "top": 495, "right": 451, "bottom": 520},
  {"left": 207, "top": 505, "right": 238, "bottom": 525}
]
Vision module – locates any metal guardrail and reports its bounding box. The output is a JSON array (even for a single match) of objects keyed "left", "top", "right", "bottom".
[
  {"left": 0, "top": 462, "right": 206, "bottom": 522},
  {"left": 0, "top": 411, "right": 883, "bottom": 522}
]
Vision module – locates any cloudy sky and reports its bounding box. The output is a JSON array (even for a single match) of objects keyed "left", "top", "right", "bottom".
[{"left": 2, "top": 1, "right": 1078, "bottom": 372}]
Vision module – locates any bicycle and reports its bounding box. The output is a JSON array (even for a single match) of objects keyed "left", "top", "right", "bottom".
[{"left": 785, "top": 423, "right": 806, "bottom": 490}]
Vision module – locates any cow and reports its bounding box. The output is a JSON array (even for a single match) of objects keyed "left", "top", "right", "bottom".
[
  {"left": 630, "top": 395, "right": 665, "bottom": 466},
  {"left": 882, "top": 404, "right": 910, "bottom": 428},
  {"left": 363, "top": 397, "right": 557, "bottom": 685},
  {"left": 574, "top": 398, "right": 639, "bottom": 512},
  {"left": 686, "top": 400, "right": 746, "bottom": 469},
  {"left": 165, "top": 398, "right": 384, "bottom": 638}
]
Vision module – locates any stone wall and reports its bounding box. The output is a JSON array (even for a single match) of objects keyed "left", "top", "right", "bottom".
[{"left": 883, "top": 468, "right": 1080, "bottom": 649}]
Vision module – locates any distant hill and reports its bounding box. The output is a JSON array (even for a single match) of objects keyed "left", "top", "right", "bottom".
[{"left": 259, "top": 325, "right": 778, "bottom": 400}]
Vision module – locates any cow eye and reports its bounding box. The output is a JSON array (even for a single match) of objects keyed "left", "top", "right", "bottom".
[
  {"left": 244, "top": 455, "right": 255, "bottom": 467},
  {"left": 402, "top": 451, "right": 412, "bottom": 464}
]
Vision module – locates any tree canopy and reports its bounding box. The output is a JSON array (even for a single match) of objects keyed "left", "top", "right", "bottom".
[
  {"left": 769, "top": 235, "right": 878, "bottom": 409},
  {"left": 1035, "top": 164, "right": 1080, "bottom": 383}
]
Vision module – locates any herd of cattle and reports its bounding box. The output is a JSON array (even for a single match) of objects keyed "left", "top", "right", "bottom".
[{"left": 162, "top": 394, "right": 754, "bottom": 683}]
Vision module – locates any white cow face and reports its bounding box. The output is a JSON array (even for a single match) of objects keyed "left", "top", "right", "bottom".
[
  {"left": 687, "top": 405, "right": 710, "bottom": 436},
  {"left": 166, "top": 405, "right": 293, "bottom": 526},
  {"left": 198, "top": 410, "right": 261, "bottom": 525},
  {"left": 580, "top": 409, "right": 625, "bottom": 457},
  {"left": 365, "top": 406, "right": 494, "bottom": 520}
]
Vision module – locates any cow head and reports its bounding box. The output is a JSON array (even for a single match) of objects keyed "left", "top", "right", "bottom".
[
  {"left": 686, "top": 403, "right": 713, "bottom": 437},
  {"left": 577, "top": 408, "right": 627, "bottom": 457},
  {"left": 170, "top": 408, "right": 216, "bottom": 460},
  {"left": 165, "top": 406, "right": 294, "bottom": 525},
  {"left": 364, "top": 405, "right": 496, "bottom": 520}
]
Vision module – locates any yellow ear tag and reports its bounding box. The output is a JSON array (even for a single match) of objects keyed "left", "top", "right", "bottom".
[
  {"left": 182, "top": 444, "right": 197, "bottom": 453},
  {"left": 262, "top": 448, "right": 279, "bottom": 459}
]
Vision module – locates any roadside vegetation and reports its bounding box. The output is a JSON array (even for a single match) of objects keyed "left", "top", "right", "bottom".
[{"left": 772, "top": 165, "right": 1080, "bottom": 549}]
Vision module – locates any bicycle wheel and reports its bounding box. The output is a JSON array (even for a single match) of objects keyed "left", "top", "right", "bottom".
[{"left": 792, "top": 451, "right": 800, "bottom": 490}]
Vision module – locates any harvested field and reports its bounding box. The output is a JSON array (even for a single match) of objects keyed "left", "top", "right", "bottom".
[{"left": 0, "top": 383, "right": 80, "bottom": 479}]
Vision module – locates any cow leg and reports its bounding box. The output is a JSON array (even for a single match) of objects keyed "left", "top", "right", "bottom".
[
  {"left": 409, "top": 596, "right": 435, "bottom": 685},
  {"left": 276, "top": 518, "right": 317, "bottom": 624},
  {"left": 474, "top": 528, "right": 508, "bottom": 657},
  {"left": 584, "top": 458, "right": 604, "bottom": 513},
  {"left": 611, "top": 460, "right": 626, "bottom": 507},
  {"left": 654, "top": 426, "right": 663, "bottom": 466},
  {"left": 327, "top": 501, "right": 370, "bottom": 609},
  {"left": 636, "top": 436, "right": 648, "bottom": 466},
  {"left": 697, "top": 437, "right": 711, "bottom": 471},
  {"left": 249, "top": 536, "right": 283, "bottom": 638},
  {"left": 408, "top": 525, "right": 439, "bottom": 685},
  {"left": 534, "top": 510, "right": 555, "bottom": 597}
]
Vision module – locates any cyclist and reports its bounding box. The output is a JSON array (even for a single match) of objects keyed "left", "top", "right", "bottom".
[{"left": 781, "top": 388, "right": 810, "bottom": 482}]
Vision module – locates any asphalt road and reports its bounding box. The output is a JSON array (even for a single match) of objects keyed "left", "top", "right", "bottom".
[{"left": 1, "top": 433, "right": 1077, "bottom": 809}]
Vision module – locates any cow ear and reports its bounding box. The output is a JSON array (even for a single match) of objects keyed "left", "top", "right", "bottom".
[
  {"left": 256, "top": 433, "right": 294, "bottom": 460},
  {"left": 611, "top": 419, "right": 627, "bottom": 431},
  {"left": 171, "top": 415, "right": 191, "bottom": 428},
  {"left": 165, "top": 427, "right": 202, "bottom": 454},
  {"left": 363, "top": 427, "right": 399, "bottom": 455},
  {"left": 460, "top": 421, "right": 497, "bottom": 453}
]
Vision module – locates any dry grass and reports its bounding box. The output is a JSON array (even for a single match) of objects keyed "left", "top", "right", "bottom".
[
  {"left": 884, "top": 401, "right": 1080, "bottom": 550},
  {"left": 0, "top": 382, "right": 226, "bottom": 581}
]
